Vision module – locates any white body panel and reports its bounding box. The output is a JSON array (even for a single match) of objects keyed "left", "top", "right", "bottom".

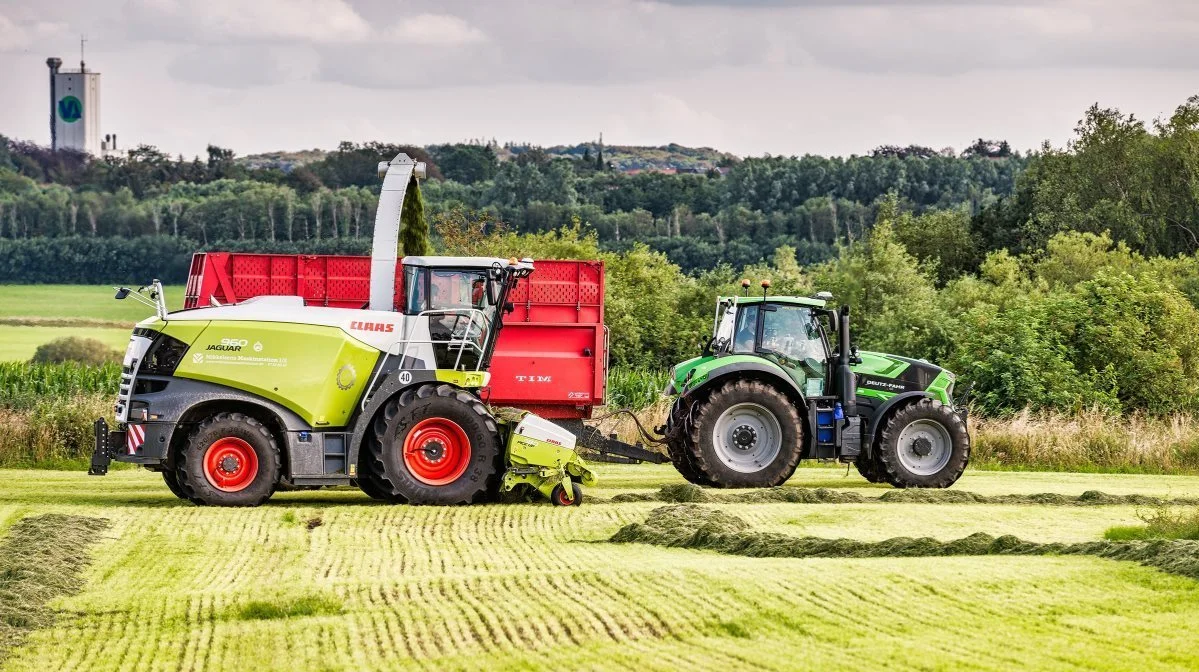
[{"left": 513, "top": 414, "right": 578, "bottom": 450}]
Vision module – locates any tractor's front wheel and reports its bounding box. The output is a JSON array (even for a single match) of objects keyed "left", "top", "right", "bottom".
[
  {"left": 683, "top": 380, "right": 803, "bottom": 488},
  {"left": 361, "top": 384, "right": 502, "bottom": 505},
  {"left": 176, "top": 412, "right": 281, "bottom": 506},
  {"left": 876, "top": 398, "right": 970, "bottom": 488}
]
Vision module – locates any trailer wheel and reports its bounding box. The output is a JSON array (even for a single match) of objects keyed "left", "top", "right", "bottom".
[
  {"left": 176, "top": 412, "right": 281, "bottom": 506},
  {"left": 684, "top": 380, "right": 803, "bottom": 488},
  {"left": 362, "top": 384, "right": 502, "bottom": 505},
  {"left": 551, "top": 482, "right": 583, "bottom": 506},
  {"left": 876, "top": 398, "right": 970, "bottom": 488},
  {"left": 162, "top": 468, "right": 188, "bottom": 500}
]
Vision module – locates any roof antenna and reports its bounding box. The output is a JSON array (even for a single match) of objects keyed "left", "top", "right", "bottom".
[{"left": 80, "top": 34, "right": 87, "bottom": 72}]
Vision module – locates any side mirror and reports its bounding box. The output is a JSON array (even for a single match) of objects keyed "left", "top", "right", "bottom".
[
  {"left": 486, "top": 278, "right": 501, "bottom": 306},
  {"left": 503, "top": 302, "right": 515, "bottom": 314},
  {"left": 826, "top": 310, "right": 839, "bottom": 333}
]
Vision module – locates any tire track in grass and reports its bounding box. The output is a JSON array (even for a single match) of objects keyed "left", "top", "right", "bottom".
[{"left": 0, "top": 514, "right": 109, "bottom": 666}]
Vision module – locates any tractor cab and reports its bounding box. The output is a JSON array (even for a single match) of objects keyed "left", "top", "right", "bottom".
[{"left": 711, "top": 294, "right": 835, "bottom": 398}]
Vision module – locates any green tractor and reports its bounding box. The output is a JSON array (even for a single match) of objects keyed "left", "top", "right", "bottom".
[{"left": 663, "top": 283, "right": 969, "bottom": 488}]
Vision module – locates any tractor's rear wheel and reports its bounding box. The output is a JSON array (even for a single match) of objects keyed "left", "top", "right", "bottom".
[
  {"left": 361, "top": 384, "right": 502, "bottom": 505},
  {"left": 683, "top": 380, "right": 803, "bottom": 488},
  {"left": 176, "top": 412, "right": 281, "bottom": 506},
  {"left": 876, "top": 398, "right": 970, "bottom": 488}
]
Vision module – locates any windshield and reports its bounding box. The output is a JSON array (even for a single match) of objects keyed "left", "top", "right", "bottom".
[{"left": 404, "top": 266, "right": 500, "bottom": 370}]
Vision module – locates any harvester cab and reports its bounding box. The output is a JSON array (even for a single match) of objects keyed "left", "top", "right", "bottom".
[
  {"left": 665, "top": 288, "right": 970, "bottom": 489},
  {"left": 91, "top": 153, "right": 596, "bottom": 507}
]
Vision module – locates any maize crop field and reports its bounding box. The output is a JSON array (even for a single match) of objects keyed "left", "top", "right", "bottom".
[{"left": 2, "top": 465, "right": 1199, "bottom": 671}]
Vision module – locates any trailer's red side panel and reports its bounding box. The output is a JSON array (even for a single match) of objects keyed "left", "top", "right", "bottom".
[
  {"left": 485, "top": 260, "right": 604, "bottom": 418},
  {"left": 183, "top": 252, "right": 605, "bottom": 418}
]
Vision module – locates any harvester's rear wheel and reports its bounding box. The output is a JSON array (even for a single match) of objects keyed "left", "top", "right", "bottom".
[
  {"left": 684, "top": 380, "right": 803, "bottom": 488},
  {"left": 176, "top": 412, "right": 281, "bottom": 506},
  {"left": 362, "top": 384, "right": 502, "bottom": 505},
  {"left": 162, "top": 469, "right": 188, "bottom": 500},
  {"left": 876, "top": 398, "right": 970, "bottom": 488}
]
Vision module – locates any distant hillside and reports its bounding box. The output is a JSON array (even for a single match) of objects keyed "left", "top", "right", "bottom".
[
  {"left": 238, "top": 142, "right": 739, "bottom": 174},
  {"left": 237, "top": 149, "right": 328, "bottom": 171},
  {"left": 513, "top": 142, "right": 738, "bottom": 173}
]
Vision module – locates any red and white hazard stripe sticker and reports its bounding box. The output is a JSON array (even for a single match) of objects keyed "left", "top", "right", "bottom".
[{"left": 127, "top": 424, "right": 146, "bottom": 455}]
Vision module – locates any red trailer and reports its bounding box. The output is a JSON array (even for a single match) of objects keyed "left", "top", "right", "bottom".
[{"left": 184, "top": 252, "right": 607, "bottom": 419}]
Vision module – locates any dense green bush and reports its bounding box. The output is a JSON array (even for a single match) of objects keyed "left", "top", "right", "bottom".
[{"left": 30, "top": 337, "right": 121, "bottom": 366}]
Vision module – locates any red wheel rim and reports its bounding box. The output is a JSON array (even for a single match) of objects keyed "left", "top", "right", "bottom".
[
  {"left": 555, "top": 487, "right": 571, "bottom": 505},
  {"left": 402, "top": 417, "right": 472, "bottom": 486},
  {"left": 203, "top": 437, "right": 259, "bottom": 493}
]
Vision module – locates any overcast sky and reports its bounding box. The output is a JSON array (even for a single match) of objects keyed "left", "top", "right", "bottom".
[{"left": 1, "top": 0, "right": 1197, "bottom": 159}]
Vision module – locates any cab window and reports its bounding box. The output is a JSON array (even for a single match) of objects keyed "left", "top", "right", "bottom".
[{"left": 732, "top": 304, "right": 759, "bottom": 354}]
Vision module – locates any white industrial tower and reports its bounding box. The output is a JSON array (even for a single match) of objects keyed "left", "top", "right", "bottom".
[{"left": 46, "top": 40, "right": 117, "bottom": 155}]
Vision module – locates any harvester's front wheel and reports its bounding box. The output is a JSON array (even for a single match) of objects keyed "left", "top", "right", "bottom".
[
  {"left": 876, "top": 398, "right": 969, "bottom": 488},
  {"left": 176, "top": 412, "right": 281, "bottom": 506},
  {"left": 684, "top": 380, "right": 803, "bottom": 488},
  {"left": 551, "top": 482, "right": 583, "bottom": 506},
  {"left": 362, "top": 384, "right": 502, "bottom": 505}
]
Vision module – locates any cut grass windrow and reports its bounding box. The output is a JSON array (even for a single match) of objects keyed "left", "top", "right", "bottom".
[
  {"left": 608, "top": 483, "right": 1199, "bottom": 506},
  {"left": 0, "top": 514, "right": 110, "bottom": 663},
  {"left": 611, "top": 504, "right": 1199, "bottom": 581}
]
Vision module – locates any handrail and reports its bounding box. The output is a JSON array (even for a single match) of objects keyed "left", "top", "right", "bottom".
[{"left": 361, "top": 307, "right": 494, "bottom": 411}]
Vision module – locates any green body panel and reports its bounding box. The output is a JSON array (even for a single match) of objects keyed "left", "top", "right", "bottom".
[
  {"left": 671, "top": 350, "right": 955, "bottom": 405},
  {"left": 852, "top": 351, "right": 910, "bottom": 378},
  {"left": 926, "top": 370, "right": 954, "bottom": 405},
  {"left": 171, "top": 320, "right": 380, "bottom": 428},
  {"left": 671, "top": 354, "right": 797, "bottom": 395}
]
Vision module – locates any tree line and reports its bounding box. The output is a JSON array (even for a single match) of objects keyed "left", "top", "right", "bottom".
[{"left": 0, "top": 133, "right": 1028, "bottom": 272}]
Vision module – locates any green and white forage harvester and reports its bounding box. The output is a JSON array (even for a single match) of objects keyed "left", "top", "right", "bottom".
[
  {"left": 90, "top": 154, "right": 596, "bottom": 507},
  {"left": 661, "top": 280, "right": 971, "bottom": 489}
]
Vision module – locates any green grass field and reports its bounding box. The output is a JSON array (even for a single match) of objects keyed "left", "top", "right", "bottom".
[
  {"left": 2, "top": 465, "right": 1198, "bottom": 671},
  {"left": 0, "top": 285, "right": 185, "bottom": 361},
  {"left": 0, "top": 326, "right": 132, "bottom": 362}
]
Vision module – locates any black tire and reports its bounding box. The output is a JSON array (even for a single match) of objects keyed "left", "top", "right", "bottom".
[
  {"left": 684, "top": 380, "right": 803, "bottom": 488},
  {"left": 354, "top": 473, "right": 395, "bottom": 501},
  {"left": 176, "top": 412, "right": 281, "bottom": 506},
  {"left": 162, "top": 468, "right": 188, "bottom": 500},
  {"left": 665, "top": 397, "right": 715, "bottom": 486},
  {"left": 854, "top": 452, "right": 888, "bottom": 484},
  {"left": 550, "top": 482, "right": 583, "bottom": 506},
  {"left": 361, "top": 383, "right": 502, "bottom": 505},
  {"left": 876, "top": 398, "right": 970, "bottom": 488}
]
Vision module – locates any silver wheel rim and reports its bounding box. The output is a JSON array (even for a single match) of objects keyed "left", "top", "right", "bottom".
[
  {"left": 896, "top": 419, "right": 952, "bottom": 476},
  {"left": 711, "top": 403, "right": 782, "bottom": 474}
]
